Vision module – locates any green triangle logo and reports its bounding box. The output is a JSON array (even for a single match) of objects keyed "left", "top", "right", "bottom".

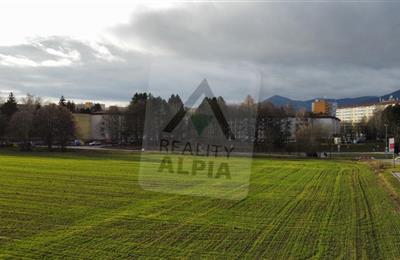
[{"left": 190, "top": 114, "right": 213, "bottom": 135}]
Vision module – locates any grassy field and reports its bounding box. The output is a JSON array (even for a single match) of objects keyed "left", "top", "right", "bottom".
[{"left": 1, "top": 150, "right": 400, "bottom": 258}]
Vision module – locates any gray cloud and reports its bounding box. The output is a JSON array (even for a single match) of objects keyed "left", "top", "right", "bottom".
[
  {"left": 114, "top": 3, "right": 400, "bottom": 100},
  {"left": 116, "top": 3, "right": 400, "bottom": 67},
  {"left": 2, "top": 3, "right": 400, "bottom": 104},
  {"left": 0, "top": 36, "right": 150, "bottom": 103}
]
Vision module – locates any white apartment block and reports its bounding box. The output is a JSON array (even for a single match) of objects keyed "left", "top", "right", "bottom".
[{"left": 336, "top": 100, "right": 399, "bottom": 124}]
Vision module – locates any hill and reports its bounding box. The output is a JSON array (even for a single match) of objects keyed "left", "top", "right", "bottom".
[{"left": 263, "top": 89, "right": 400, "bottom": 110}]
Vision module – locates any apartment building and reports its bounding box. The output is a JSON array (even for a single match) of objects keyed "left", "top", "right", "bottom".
[
  {"left": 286, "top": 116, "right": 340, "bottom": 142},
  {"left": 73, "top": 113, "right": 107, "bottom": 141},
  {"left": 256, "top": 115, "right": 340, "bottom": 143},
  {"left": 311, "top": 99, "right": 337, "bottom": 117},
  {"left": 336, "top": 100, "right": 400, "bottom": 124}
]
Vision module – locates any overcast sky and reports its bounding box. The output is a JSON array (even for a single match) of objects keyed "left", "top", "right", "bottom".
[{"left": 1, "top": 1, "right": 400, "bottom": 105}]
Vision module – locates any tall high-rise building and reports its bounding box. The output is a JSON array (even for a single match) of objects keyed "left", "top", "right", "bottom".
[
  {"left": 312, "top": 99, "right": 328, "bottom": 114},
  {"left": 312, "top": 99, "right": 337, "bottom": 117}
]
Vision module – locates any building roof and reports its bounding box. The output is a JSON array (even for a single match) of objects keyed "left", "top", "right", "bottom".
[{"left": 338, "top": 100, "right": 400, "bottom": 109}]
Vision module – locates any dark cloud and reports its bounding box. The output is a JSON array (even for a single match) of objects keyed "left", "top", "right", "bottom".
[
  {"left": 116, "top": 3, "right": 400, "bottom": 68},
  {"left": 113, "top": 3, "right": 400, "bottom": 100}
]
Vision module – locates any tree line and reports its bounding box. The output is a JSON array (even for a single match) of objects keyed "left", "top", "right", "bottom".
[
  {"left": 0, "top": 93, "right": 75, "bottom": 151},
  {"left": 105, "top": 93, "right": 328, "bottom": 153},
  {"left": 0, "top": 92, "right": 329, "bottom": 153},
  {"left": 363, "top": 104, "right": 400, "bottom": 143}
]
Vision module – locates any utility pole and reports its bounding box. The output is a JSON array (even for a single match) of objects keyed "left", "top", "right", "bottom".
[{"left": 385, "top": 123, "right": 388, "bottom": 157}]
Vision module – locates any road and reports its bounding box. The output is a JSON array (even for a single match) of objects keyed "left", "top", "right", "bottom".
[{"left": 66, "top": 145, "right": 139, "bottom": 152}]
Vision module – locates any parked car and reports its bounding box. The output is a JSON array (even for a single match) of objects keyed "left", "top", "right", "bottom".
[{"left": 89, "top": 141, "right": 102, "bottom": 146}]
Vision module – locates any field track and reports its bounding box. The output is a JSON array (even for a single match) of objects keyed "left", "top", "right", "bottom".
[{"left": 1, "top": 150, "right": 400, "bottom": 259}]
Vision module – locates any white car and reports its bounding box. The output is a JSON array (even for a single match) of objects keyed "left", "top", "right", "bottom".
[{"left": 89, "top": 141, "right": 102, "bottom": 146}]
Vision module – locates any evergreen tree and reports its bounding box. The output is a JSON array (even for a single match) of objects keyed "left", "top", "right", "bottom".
[
  {"left": 125, "top": 93, "right": 148, "bottom": 144},
  {"left": 1, "top": 92, "right": 18, "bottom": 119},
  {"left": 59, "top": 96, "right": 66, "bottom": 107}
]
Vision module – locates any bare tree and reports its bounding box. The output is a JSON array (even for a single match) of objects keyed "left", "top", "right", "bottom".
[
  {"left": 35, "top": 104, "right": 75, "bottom": 151},
  {"left": 21, "top": 93, "right": 42, "bottom": 109},
  {"left": 7, "top": 109, "right": 35, "bottom": 151},
  {"left": 55, "top": 106, "right": 75, "bottom": 151},
  {"left": 35, "top": 104, "right": 57, "bottom": 150},
  {"left": 105, "top": 106, "right": 123, "bottom": 144},
  {"left": 295, "top": 123, "right": 326, "bottom": 155},
  {"left": 5, "top": 94, "right": 41, "bottom": 150}
]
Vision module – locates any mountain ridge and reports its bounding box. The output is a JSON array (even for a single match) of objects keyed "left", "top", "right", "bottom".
[{"left": 264, "top": 89, "right": 400, "bottom": 111}]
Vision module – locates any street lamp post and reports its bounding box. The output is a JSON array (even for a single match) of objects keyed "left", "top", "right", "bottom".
[{"left": 385, "top": 123, "right": 388, "bottom": 156}]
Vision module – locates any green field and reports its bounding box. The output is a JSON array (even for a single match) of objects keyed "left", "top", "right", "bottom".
[{"left": 1, "top": 150, "right": 400, "bottom": 259}]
